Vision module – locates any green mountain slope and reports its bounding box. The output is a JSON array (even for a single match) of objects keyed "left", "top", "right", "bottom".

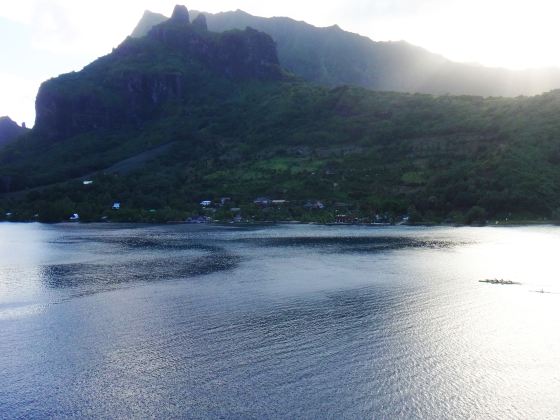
[
  {"left": 132, "top": 8, "right": 560, "bottom": 97},
  {"left": 2, "top": 5, "right": 560, "bottom": 223}
]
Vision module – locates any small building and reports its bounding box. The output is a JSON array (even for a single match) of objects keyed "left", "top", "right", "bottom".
[
  {"left": 83, "top": 180, "right": 94, "bottom": 185},
  {"left": 69, "top": 213, "right": 80, "bottom": 221},
  {"left": 200, "top": 200, "right": 212, "bottom": 207},
  {"left": 335, "top": 214, "right": 352, "bottom": 224},
  {"left": 112, "top": 202, "right": 121, "bottom": 210},
  {"left": 304, "top": 200, "right": 325, "bottom": 210},
  {"left": 254, "top": 197, "right": 271, "bottom": 206},
  {"left": 186, "top": 215, "right": 212, "bottom": 224},
  {"left": 272, "top": 200, "right": 288, "bottom": 206}
]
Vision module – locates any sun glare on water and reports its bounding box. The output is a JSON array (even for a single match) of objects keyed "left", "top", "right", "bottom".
[{"left": 457, "top": 227, "right": 560, "bottom": 292}]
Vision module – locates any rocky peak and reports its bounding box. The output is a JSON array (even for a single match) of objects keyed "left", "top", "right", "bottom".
[
  {"left": 170, "top": 5, "right": 190, "bottom": 24},
  {"left": 0, "top": 116, "right": 28, "bottom": 147},
  {"left": 33, "top": 5, "right": 284, "bottom": 141},
  {"left": 0, "top": 116, "right": 16, "bottom": 126},
  {"left": 146, "top": 7, "right": 282, "bottom": 81},
  {"left": 131, "top": 10, "right": 167, "bottom": 38},
  {"left": 192, "top": 13, "right": 207, "bottom": 31}
]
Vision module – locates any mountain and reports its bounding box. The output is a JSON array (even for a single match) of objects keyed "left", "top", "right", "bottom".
[
  {"left": 132, "top": 9, "right": 560, "bottom": 97},
  {"left": 131, "top": 10, "right": 167, "bottom": 38},
  {"left": 35, "top": 5, "right": 282, "bottom": 141},
  {"left": 2, "top": 5, "right": 560, "bottom": 224},
  {"left": 0, "top": 117, "right": 28, "bottom": 148}
]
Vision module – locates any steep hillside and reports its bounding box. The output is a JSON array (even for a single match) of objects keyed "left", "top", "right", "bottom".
[
  {"left": 2, "top": 5, "right": 560, "bottom": 224},
  {"left": 132, "top": 8, "right": 560, "bottom": 97},
  {"left": 35, "top": 6, "right": 282, "bottom": 141}
]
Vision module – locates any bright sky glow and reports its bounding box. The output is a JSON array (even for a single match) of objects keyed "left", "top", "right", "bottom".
[{"left": 1, "top": 0, "right": 560, "bottom": 126}]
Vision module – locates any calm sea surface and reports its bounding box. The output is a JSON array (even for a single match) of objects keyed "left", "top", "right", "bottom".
[{"left": 0, "top": 223, "right": 559, "bottom": 419}]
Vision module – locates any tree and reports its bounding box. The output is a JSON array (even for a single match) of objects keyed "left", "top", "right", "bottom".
[{"left": 465, "top": 206, "right": 487, "bottom": 225}]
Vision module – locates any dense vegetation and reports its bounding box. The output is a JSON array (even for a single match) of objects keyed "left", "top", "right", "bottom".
[{"left": 2, "top": 6, "right": 560, "bottom": 224}]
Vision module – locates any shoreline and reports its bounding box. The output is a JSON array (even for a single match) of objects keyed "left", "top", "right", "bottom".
[{"left": 1, "top": 220, "right": 558, "bottom": 228}]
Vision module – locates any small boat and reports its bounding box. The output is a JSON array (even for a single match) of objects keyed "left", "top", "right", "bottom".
[
  {"left": 533, "top": 288, "right": 550, "bottom": 294},
  {"left": 479, "top": 279, "right": 519, "bottom": 285}
]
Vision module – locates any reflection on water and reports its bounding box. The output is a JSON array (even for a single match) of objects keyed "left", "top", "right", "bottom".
[
  {"left": 235, "top": 235, "right": 463, "bottom": 254},
  {"left": 0, "top": 223, "right": 559, "bottom": 418}
]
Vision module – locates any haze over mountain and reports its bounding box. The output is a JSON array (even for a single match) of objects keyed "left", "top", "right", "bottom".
[
  {"left": 132, "top": 9, "right": 560, "bottom": 97},
  {"left": 2, "top": 5, "right": 560, "bottom": 224}
]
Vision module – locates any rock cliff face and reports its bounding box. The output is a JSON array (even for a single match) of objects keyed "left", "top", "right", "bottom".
[
  {"left": 34, "top": 4, "right": 283, "bottom": 141},
  {"left": 146, "top": 10, "right": 280, "bottom": 80},
  {"left": 192, "top": 14, "right": 207, "bottom": 31},
  {"left": 170, "top": 4, "right": 190, "bottom": 24},
  {"left": 0, "top": 117, "right": 28, "bottom": 147}
]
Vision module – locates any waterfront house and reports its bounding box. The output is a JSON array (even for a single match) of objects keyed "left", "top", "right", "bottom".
[{"left": 335, "top": 214, "right": 352, "bottom": 224}]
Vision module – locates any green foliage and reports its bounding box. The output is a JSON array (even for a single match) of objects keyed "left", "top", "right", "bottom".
[
  {"left": 464, "top": 206, "right": 488, "bottom": 226},
  {"left": 4, "top": 24, "right": 560, "bottom": 224}
]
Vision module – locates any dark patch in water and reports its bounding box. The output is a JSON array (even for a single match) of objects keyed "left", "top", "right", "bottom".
[
  {"left": 237, "top": 236, "right": 460, "bottom": 253},
  {"left": 40, "top": 252, "right": 240, "bottom": 289},
  {"left": 66, "top": 234, "right": 226, "bottom": 253}
]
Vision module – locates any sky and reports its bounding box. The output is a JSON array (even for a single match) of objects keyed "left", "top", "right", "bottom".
[{"left": 1, "top": 0, "right": 560, "bottom": 126}]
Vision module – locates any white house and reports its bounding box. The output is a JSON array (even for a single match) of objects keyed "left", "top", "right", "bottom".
[
  {"left": 112, "top": 202, "right": 121, "bottom": 210},
  {"left": 200, "top": 200, "right": 212, "bottom": 207},
  {"left": 69, "top": 213, "right": 80, "bottom": 221},
  {"left": 83, "top": 180, "right": 94, "bottom": 185}
]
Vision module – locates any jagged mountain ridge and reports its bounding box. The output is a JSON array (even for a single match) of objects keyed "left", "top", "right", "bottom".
[
  {"left": 34, "top": 5, "right": 283, "bottom": 141},
  {"left": 0, "top": 117, "right": 28, "bottom": 148},
  {"left": 131, "top": 9, "right": 560, "bottom": 97}
]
